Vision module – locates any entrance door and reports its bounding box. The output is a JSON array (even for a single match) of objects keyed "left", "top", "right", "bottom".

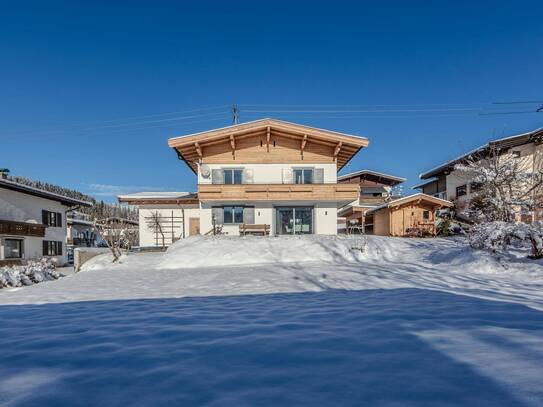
[
  {"left": 276, "top": 207, "right": 313, "bottom": 235},
  {"left": 189, "top": 218, "right": 200, "bottom": 236}
]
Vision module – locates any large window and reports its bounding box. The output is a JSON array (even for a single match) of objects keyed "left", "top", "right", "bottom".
[
  {"left": 223, "top": 169, "right": 243, "bottom": 185},
  {"left": 223, "top": 206, "right": 244, "bottom": 224},
  {"left": 293, "top": 168, "right": 313, "bottom": 184},
  {"left": 4, "top": 239, "right": 23, "bottom": 259},
  {"left": 43, "top": 240, "right": 62, "bottom": 256},
  {"left": 42, "top": 210, "right": 62, "bottom": 227}
]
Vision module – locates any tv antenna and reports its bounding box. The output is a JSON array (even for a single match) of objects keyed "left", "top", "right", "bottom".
[{"left": 232, "top": 104, "right": 240, "bottom": 125}]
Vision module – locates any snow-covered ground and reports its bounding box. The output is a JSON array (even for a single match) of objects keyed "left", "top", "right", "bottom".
[{"left": 1, "top": 235, "right": 542, "bottom": 406}]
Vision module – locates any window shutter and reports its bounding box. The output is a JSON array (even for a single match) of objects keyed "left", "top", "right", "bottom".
[
  {"left": 42, "top": 240, "right": 48, "bottom": 256},
  {"left": 282, "top": 168, "right": 293, "bottom": 184},
  {"left": 243, "top": 207, "right": 255, "bottom": 224},
  {"left": 314, "top": 168, "right": 324, "bottom": 184},
  {"left": 243, "top": 169, "right": 254, "bottom": 184},
  {"left": 212, "top": 207, "right": 224, "bottom": 225},
  {"left": 42, "top": 210, "right": 48, "bottom": 225},
  {"left": 212, "top": 169, "right": 223, "bottom": 184},
  {"left": 56, "top": 212, "right": 62, "bottom": 227}
]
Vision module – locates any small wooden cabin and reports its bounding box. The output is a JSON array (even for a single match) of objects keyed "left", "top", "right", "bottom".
[{"left": 365, "top": 193, "right": 453, "bottom": 237}]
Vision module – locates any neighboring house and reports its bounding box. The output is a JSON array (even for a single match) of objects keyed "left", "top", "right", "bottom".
[
  {"left": 119, "top": 119, "right": 368, "bottom": 246},
  {"left": 118, "top": 192, "right": 198, "bottom": 247},
  {"left": 337, "top": 169, "right": 405, "bottom": 233},
  {"left": 0, "top": 177, "right": 92, "bottom": 265},
  {"left": 67, "top": 211, "right": 97, "bottom": 247},
  {"left": 416, "top": 127, "right": 543, "bottom": 221},
  {"left": 365, "top": 193, "right": 453, "bottom": 236}
]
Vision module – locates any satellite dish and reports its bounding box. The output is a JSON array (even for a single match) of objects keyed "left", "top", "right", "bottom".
[{"left": 200, "top": 164, "right": 211, "bottom": 178}]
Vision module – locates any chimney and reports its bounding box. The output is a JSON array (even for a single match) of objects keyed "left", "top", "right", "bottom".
[{"left": 0, "top": 168, "right": 10, "bottom": 179}]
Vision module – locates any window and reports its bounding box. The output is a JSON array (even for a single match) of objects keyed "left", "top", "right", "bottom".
[
  {"left": 43, "top": 240, "right": 62, "bottom": 256},
  {"left": 293, "top": 168, "right": 313, "bottom": 184},
  {"left": 4, "top": 239, "right": 23, "bottom": 259},
  {"left": 422, "top": 211, "right": 430, "bottom": 220},
  {"left": 42, "top": 210, "right": 62, "bottom": 227},
  {"left": 223, "top": 169, "right": 243, "bottom": 184},
  {"left": 456, "top": 184, "right": 467, "bottom": 197},
  {"left": 223, "top": 206, "right": 244, "bottom": 224}
]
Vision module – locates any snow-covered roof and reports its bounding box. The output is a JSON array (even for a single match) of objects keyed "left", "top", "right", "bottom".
[
  {"left": 117, "top": 191, "right": 198, "bottom": 203},
  {"left": 0, "top": 178, "right": 92, "bottom": 207},
  {"left": 411, "top": 177, "right": 438, "bottom": 190},
  {"left": 365, "top": 193, "right": 453, "bottom": 215},
  {"left": 117, "top": 191, "right": 194, "bottom": 199},
  {"left": 419, "top": 127, "right": 543, "bottom": 179},
  {"left": 338, "top": 169, "right": 406, "bottom": 183}
]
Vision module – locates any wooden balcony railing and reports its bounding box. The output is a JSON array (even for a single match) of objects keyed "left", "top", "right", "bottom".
[
  {"left": 0, "top": 219, "right": 46, "bottom": 237},
  {"left": 198, "top": 183, "right": 360, "bottom": 202}
]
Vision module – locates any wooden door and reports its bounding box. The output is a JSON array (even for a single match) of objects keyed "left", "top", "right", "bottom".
[{"left": 189, "top": 218, "right": 200, "bottom": 235}]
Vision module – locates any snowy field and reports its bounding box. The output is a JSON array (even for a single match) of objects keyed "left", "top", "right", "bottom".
[{"left": 1, "top": 235, "right": 542, "bottom": 406}]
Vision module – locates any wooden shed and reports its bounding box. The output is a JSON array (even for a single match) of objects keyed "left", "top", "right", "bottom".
[{"left": 365, "top": 193, "right": 453, "bottom": 237}]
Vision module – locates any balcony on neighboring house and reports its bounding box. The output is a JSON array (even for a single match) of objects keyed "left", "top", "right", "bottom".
[
  {"left": 198, "top": 183, "right": 360, "bottom": 202},
  {"left": 0, "top": 219, "right": 46, "bottom": 237}
]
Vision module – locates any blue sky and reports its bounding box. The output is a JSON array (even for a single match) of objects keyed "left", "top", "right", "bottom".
[{"left": 1, "top": 1, "right": 542, "bottom": 201}]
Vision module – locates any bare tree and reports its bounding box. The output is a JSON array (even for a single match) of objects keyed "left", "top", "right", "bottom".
[
  {"left": 455, "top": 147, "right": 543, "bottom": 223},
  {"left": 146, "top": 211, "right": 166, "bottom": 249},
  {"left": 93, "top": 218, "right": 137, "bottom": 263},
  {"left": 455, "top": 147, "right": 543, "bottom": 258}
]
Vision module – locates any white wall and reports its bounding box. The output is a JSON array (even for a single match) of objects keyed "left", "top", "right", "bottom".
[
  {"left": 198, "top": 163, "right": 337, "bottom": 184},
  {"left": 200, "top": 201, "right": 337, "bottom": 236},
  {"left": 137, "top": 204, "right": 200, "bottom": 247},
  {"left": 0, "top": 188, "right": 69, "bottom": 264}
]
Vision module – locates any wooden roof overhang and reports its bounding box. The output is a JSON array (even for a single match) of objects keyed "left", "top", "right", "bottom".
[{"left": 167, "top": 118, "right": 369, "bottom": 173}]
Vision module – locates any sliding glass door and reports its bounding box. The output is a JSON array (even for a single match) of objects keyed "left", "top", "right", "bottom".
[{"left": 276, "top": 207, "right": 313, "bottom": 235}]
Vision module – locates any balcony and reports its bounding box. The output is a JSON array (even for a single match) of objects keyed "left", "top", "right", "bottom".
[
  {"left": 0, "top": 219, "right": 46, "bottom": 237},
  {"left": 198, "top": 183, "right": 360, "bottom": 202}
]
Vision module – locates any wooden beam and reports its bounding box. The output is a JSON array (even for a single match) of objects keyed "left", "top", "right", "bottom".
[
  {"left": 333, "top": 142, "right": 343, "bottom": 161},
  {"left": 266, "top": 126, "right": 270, "bottom": 152},
  {"left": 301, "top": 134, "right": 307, "bottom": 158},
  {"left": 230, "top": 134, "right": 236, "bottom": 159},
  {"left": 194, "top": 142, "right": 202, "bottom": 159}
]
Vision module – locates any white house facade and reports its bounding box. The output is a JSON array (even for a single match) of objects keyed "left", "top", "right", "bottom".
[
  {"left": 0, "top": 178, "right": 92, "bottom": 265},
  {"left": 120, "top": 119, "right": 368, "bottom": 247}
]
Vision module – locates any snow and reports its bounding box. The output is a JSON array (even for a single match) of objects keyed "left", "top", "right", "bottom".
[
  {"left": 117, "top": 191, "right": 195, "bottom": 199},
  {"left": 1, "top": 235, "right": 542, "bottom": 406},
  {"left": 0, "top": 259, "right": 60, "bottom": 288}
]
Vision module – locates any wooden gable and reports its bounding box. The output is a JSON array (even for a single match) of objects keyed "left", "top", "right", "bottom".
[{"left": 168, "top": 118, "right": 369, "bottom": 173}]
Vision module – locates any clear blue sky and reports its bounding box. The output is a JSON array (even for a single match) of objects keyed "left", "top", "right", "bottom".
[{"left": 2, "top": 1, "right": 542, "bottom": 201}]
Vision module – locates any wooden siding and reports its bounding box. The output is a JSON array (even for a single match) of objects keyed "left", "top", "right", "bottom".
[
  {"left": 0, "top": 219, "right": 46, "bottom": 237},
  {"left": 373, "top": 210, "right": 390, "bottom": 236},
  {"left": 198, "top": 183, "right": 359, "bottom": 202},
  {"left": 169, "top": 119, "right": 368, "bottom": 173}
]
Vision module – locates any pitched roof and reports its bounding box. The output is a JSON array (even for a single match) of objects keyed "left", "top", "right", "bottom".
[
  {"left": 168, "top": 118, "right": 369, "bottom": 173},
  {"left": 337, "top": 169, "right": 405, "bottom": 185},
  {"left": 365, "top": 193, "right": 453, "bottom": 214},
  {"left": 419, "top": 127, "right": 543, "bottom": 179},
  {"left": 0, "top": 178, "right": 92, "bottom": 207}
]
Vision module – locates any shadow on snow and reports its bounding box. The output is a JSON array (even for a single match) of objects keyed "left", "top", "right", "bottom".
[{"left": 1, "top": 288, "right": 543, "bottom": 406}]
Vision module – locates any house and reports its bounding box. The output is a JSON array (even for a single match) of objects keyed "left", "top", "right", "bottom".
[
  {"left": 120, "top": 119, "right": 368, "bottom": 246},
  {"left": 0, "top": 176, "right": 92, "bottom": 265},
  {"left": 117, "top": 192, "right": 198, "bottom": 247},
  {"left": 337, "top": 169, "right": 405, "bottom": 233},
  {"left": 416, "top": 127, "right": 543, "bottom": 221},
  {"left": 67, "top": 211, "right": 97, "bottom": 247},
  {"left": 365, "top": 193, "right": 453, "bottom": 237}
]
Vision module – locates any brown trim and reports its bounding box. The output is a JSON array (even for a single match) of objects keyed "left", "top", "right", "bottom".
[{"left": 0, "top": 219, "right": 46, "bottom": 237}]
